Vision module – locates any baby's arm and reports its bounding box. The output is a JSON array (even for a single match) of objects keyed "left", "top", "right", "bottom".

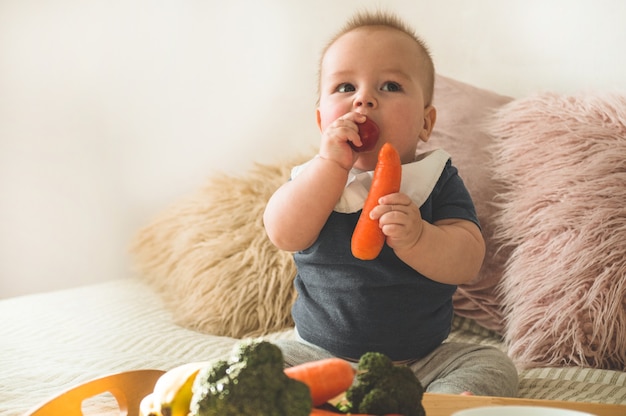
[
  {"left": 263, "top": 156, "right": 349, "bottom": 251},
  {"left": 264, "top": 112, "right": 365, "bottom": 252},
  {"left": 371, "top": 192, "right": 485, "bottom": 285}
]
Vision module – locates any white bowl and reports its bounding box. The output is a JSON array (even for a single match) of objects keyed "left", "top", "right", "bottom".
[{"left": 452, "top": 406, "right": 596, "bottom": 416}]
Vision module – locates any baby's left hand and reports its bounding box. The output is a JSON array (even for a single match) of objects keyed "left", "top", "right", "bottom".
[{"left": 370, "top": 192, "right": 424, "bottom": 252}]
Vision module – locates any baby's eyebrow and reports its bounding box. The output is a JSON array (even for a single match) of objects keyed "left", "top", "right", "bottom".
[
  {"left": 379, "top": 68, "right": 412, "bottom": 80},
  {"left": 324, "top": 68, "right": 412, "bottom": 80},
  {"left": 324, "top": 70, "right": 354, "bottom": 80}
]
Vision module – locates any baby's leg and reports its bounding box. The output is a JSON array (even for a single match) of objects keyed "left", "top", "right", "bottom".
[
  {"left": 409, "top": 342, "right": 518, "bottom": 397},
  {"left": 273, "top": 337, "right": 338, "bottom": 368}
]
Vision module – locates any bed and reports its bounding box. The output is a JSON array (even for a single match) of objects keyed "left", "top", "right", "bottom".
[
  {"left": 4, "top": 279, "right": 625, "bottom": 415},
  {"left": 2, "top": 2, "right": 626, "bottom": 415}
]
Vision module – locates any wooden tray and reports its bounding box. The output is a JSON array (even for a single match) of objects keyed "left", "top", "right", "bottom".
[
  {"left": 25, "top": 369, "right": 165, "bottom": 416},
  {"left": 24, "top": 370, "right": 626, "bottom": 416}
]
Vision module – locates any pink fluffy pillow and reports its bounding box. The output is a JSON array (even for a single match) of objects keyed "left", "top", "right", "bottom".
[
  {"left": 426, "top": 75, "right": 512, "bottom": 333},
  {"left": 490, "top": 92, "right": 626, "bottom": 369}
]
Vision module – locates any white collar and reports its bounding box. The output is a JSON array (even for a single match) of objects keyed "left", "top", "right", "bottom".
[{"left": 291, "top": 148, "right": 450, "bottom": 214}]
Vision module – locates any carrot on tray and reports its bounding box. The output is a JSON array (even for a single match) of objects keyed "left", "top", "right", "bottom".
[
  {"left": 285, "top": 358, "right": 355, "bottom": 407},
  {"left": 351, "top": 142, "right": 402, "bottom": 260}
]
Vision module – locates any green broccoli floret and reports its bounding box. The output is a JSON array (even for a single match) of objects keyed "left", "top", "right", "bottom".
[
  {"left": 189, "top": 340, "right": 312, "bottom": 416},
  {"left": 344, "top": 351, "right": 425, "bottom": 416}
]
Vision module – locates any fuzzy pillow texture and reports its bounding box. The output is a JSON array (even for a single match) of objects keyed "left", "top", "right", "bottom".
[
  {"left": 130, "top": 157, "right": 305, "bottom": 338},
  {"left": 426, "top": 76, "right": 512, "bottom": 333},
  {"left": 490, "top": 92, "right": 626, "bottom": 369}
]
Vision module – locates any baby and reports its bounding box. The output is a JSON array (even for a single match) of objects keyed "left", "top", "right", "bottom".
[{"left": 263, "top": 10, "right": 518, "bottom": 397}]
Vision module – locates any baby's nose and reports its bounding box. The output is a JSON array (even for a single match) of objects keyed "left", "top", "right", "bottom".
[
  {"left": 353, "top": 93, "right": 377, "bottom": 108},
  {"left": 355, "top": 100, "right": 374, "bottom": 107}
]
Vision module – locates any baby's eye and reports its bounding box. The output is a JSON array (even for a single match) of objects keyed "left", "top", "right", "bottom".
[
  {"left": 336, "top": 83, "right": 356, "bottom": 93},
  {"left": 381, "top": 81, "right": 402, "bottom": 92}
]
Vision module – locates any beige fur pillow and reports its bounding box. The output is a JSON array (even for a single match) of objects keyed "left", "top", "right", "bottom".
[
  {"left": 490, "top": 92, "right": 626, "bottom": 369},
  {"left": 130, "top": 157, "right": 309, "bottom": 338}
]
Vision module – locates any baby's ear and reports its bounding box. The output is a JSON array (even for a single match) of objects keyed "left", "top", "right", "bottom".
[
  {"left": 316, "top": 108, "right": 322, "bottom": 131},
  {"left": 419, "top": 105, "right": 437, "bottom": 142}
]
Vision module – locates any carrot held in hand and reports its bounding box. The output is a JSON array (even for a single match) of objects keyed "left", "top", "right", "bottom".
[
  {"left": 351, "top": 142, "right": 402, "bottom": 260},
  {"left": 285, "top": 358, "right": 355, "bottom": 407}
]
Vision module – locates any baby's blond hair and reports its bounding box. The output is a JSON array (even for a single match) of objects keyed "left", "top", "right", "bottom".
[{"left": 318, "top": 10, "right": 435, "bottom": 105}]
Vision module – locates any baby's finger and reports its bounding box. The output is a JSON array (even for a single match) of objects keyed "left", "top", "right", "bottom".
[
  {"left": 337, "top": 112, "right": 366, "bottom": 124},
  {"left": 388, "top": 204, "right": 404, "bottom": 215},
  {"left": 334, "top": 115, "right": 367, "bottom": 147},
  {"left": 370, "top": 202, "right": 403, "bottom": 220},
  {"left": 378, "top": 192, "right": 410, "bottom": 204}
]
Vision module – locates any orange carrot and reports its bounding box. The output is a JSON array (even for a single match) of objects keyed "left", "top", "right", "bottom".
[
  {"left": 351, "top": 142, "right": 402, "bottom": 260},
  {"left": 285, "top": 358, "right": 356, "bottom": 407}
]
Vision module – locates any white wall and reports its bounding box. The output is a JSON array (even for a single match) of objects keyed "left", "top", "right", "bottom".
[{"left": 2, "top": 0, "right": 625, "bottom": 298}]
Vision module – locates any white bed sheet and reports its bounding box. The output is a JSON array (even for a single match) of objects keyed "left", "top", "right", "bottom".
[
  {"left": 1, "top": 279, "right": 625, "bottom": 416},
  {"left": 0, "top": 279, "right": 293, "bottom": 415}
]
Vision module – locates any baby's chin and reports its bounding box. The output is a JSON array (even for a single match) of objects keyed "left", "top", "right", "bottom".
[{"left": 353, "top": 153, "right": 379, "bottom": 171}]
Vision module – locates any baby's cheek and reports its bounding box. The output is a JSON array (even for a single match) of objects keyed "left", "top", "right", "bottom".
[{"left": 318, "top": 106, "right": 349, "bottom": 132}]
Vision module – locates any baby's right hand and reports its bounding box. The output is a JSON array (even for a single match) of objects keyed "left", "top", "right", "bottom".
[{"left": 318, "top": 112, "right": 366, "bottom": 171}]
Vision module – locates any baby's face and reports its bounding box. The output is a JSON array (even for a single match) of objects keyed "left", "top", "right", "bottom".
[{"left": 318, "top": 26, "right": 434, "bottom": 169}]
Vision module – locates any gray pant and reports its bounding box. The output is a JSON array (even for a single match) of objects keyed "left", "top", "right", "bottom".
[{"left": 274, "top": 338, "right": 518, "bottom": 397}]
